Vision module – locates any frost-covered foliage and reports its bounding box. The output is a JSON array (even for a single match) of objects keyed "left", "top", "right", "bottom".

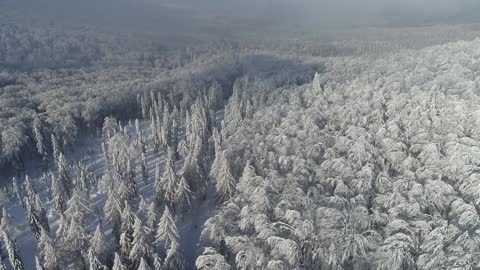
[
  {"left": 4, "top": 17, "right": 480, "bottom": 270},
  {"left": 199, "top": 37, "right": 480, "bottom": 269},
  {"left": 0, "top": 19, "right": 320, "bottom": 172}
]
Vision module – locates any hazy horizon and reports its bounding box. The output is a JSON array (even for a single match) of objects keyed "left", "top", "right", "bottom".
[{"left": 2, "top": 0, "right": 480, "bottom": 34}]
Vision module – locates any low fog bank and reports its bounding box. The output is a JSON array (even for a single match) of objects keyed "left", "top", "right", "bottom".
[{"left": 3, "top": 0, "right": 480, "bottom": 35}]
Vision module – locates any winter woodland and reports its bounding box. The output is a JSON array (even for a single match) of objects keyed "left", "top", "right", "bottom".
[{"left": 2, "top": 8, "right": 480, "bottom": 270}]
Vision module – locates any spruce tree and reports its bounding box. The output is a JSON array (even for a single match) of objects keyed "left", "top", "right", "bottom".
[
  {"left": 119, "top": 203, "right": 134, "bottom": 264},
  {"left": 141, "top": 153, "right": 149, "bottom": 185},
  {"left": 116, "top": 158, "right": 137, "bottom": 204},
  {"left": 153, "top": 253, "right": 164, "bottom": 270},
  {"left": 160, "top": 159, "right": 177, "bottom": 207},
  {"left": 129, "top": 217, "right": 154, "bottom": 268},
  {"left": 35, "top": 256, "right": 45, "bottom": 270},
  {"left": 25, "top": 199, "right": 42, "bottom": 239},
  {"left": 75, "top": 164, "right": 91, "bottom": 196},
  {"left": 88, "top": 247, "right": 106, "bottom": 270},
  {"left": 177, "top": 139, "right": 188, "bottom": 159},
  {"left": 176, "top": 176, "right": 192, "bottom": 210},
  {"left": 50, "top": 172, "right": 66, "bottom": 213},
  {"left": 212, "top": 128, "right": 222, "bottom": 156},
  {"left": 24, "top": 175, "right": 36, "bottom": 204},
  {"left": 64, "top": 190, "right": 91, "bottom": 225},
  {"left": 66, "top": 218, "right": 89, "bottom": 251},
  {"left": 145, "top": 202, "right": 157, "bottom": 230},
  {"left": 161, "top": 106, "right": 170, "bottom": 148},
  {"left": 112, "top": 252, "right": 126, "bottom": 270},
  {"left": 170, "top": 117, "right": 179, "bottom": 159},
  {"left": 33, "top": 196, "right": 50, "bottom": 233},
  {"left": 210, "top": 150, "right": 236, "bottom": 201},
  {"left": 102, "top": 117, "right": 118, "bottom": 141},
  {"left": 57, "top": 153, "right": 72, "bottom": 198},
  {"left": 182, "top": 135, "right": 207, "bottom": 195},
  {"left": 55, "top": 214, "right": 69, "bottom": 242},
  {"left": 51, "top": 134, "right": 60, "bottom": 160},
  {"left": 154, "top": 164, "right": 162, "bottom": 204},
  {"left": 137, "top": 257, "right": 151, "bottom": 270},
  {"left": 151, "top": 114, "right": 160, "bottom": 155},
  {"left": 0, "top": 208, "right": 19, "bottom": 239},
  {"left": 33, "top": 115, "right": 47, "bottom": 158},
  {"left": 104, "top": 190, "right": 122, "bottom": 241},
  {"left": 136, "top": 197, "right": 148, "bottom": 220},
  {"left": 2, "top": 229, "right": 24, "bottom": 270},
  {"left": 155, "top": 206, "right": 179, "bottom": 250},
  {"left": 38, "top": 229, "right": 58, "bottom": 270},
  {"left": 164, "top": 246, "right": 185, "bottom": 270},
  {"left": 90, "top": 225, "right": 108, "bottom": 260},
  {"left": 11, "top": 177, "right": 21, "bottom": 203},
  {"left": 140, "top": 94, "right": 148, "bottom": 119}
]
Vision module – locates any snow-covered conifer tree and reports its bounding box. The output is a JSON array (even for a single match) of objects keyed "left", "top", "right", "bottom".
[
  {"left": 2, "top": 229, "right": 24, "bottom": 270},
  {"left": 176, "top": 176, "right": 192, "bottom": 210},
  {"left": 152, "top": 253, "right": 163, "bottom": 270},
  {"left": 129, "top": 217, "right": 154, "bottom": 268},
  {"left": 25, "top": 199, "right": 42, "bottom": 239},
  {"left": 51, "top": 134, "right": 60, "bottom": 160},
  {"left": 157, "top": 158, "right": 177, "bottom": 206},
  {"left": 141, "top": 153, "right": 148, "bottom": 185},
  {"left": 112, "top": 252, "right": 126, "bottom": 270},
  {"left": 154, "top": 164, "right": 162, "bottom": 204},
  {"left": 35, "top": 256, "right": 45, "bottom": 270},
  {"left": 24, "top": 175, "right": 36, "bottom": 203},
  {"left": 0, "top": 208, "right": 19, "bottom": 239},
  {"left": 33, "top": 115, "right": 47, "bottom": 158},
  {"left": 178, "top": 139, "right": 188, "bottom": 159},
  {"left": 104, "top": 189, "right": 122, "bottom": 240},
  {"left": 164, "top": 246, "right": 185, "bottom": 270},
  {"left": 57, "top": 153, "right": 72, "bottom": 198},
  {"left": 65, "top": 218, "right": 89, "bottom": 254},
  {"left": 34, "top": 196, "right": 50, "bottom": 233},
  {"left": 38, "top": 229, "right": 58, "bottom": 270},
  {"left": 145, "top": 202, "right": 157, "bottom": 229},
  {"left": 210, "top": 150, "right": 236, "bottom": 201},
  {"left": 119, "top": 203, "right": 135, "bottom": 263},
  {"left": 155, "top": 206, "right": 179, "bottom": 250},
  {"left": 50, "top": 172, "right": 66, "bottom": 213},
  {"left": 137, "top": 257, "right": 151, "bottom": 270},
  {"left": 140, "top": 94, "right": 148, "bottom": 119},
  {"left": 88, "top": 247, "right": 106, "bottom": 270},
  {"left": 151, "top": 114, "right": 160, "bottom": 154},
  {"left": 102, "top": 117, "right": 118, "bottom": 141},
  {"left": 212, "top": 128, "right": 221, "bottom": 154},
  {"left": 312, "top": 72, "right": 321, "bottom": 91},
  {"left": 181, "top": 135, "right": 207, "bottom": 195},
  {"left": 55, "top": 214, "right": 69, "bottom": 243},
  {"left": 136, "top": 196, "right": 148, "bottom": 220},
  {"left": 221, "top": 98, "right": 242, "bottom": 139},
  {"left": 12, "top": 177, "right": 21, "bottom": 203},
  {"left": 64, "top": 190, "right": 91, "bottom": 225},
  {"left": 90, "top": 225, "right": 108, "bottom": 260},
  {"left": 161, "top": 106, "right": 170, "bottom": 148}
]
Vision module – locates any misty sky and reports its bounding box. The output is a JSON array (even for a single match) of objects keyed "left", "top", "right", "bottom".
[{"left": 2, "top": 0, "right": 480, "bottom": 34}]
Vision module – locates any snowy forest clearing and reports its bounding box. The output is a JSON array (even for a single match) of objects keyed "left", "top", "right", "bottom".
[{"left": 5, "top": 117, "right": 218, "bottom": 269}]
